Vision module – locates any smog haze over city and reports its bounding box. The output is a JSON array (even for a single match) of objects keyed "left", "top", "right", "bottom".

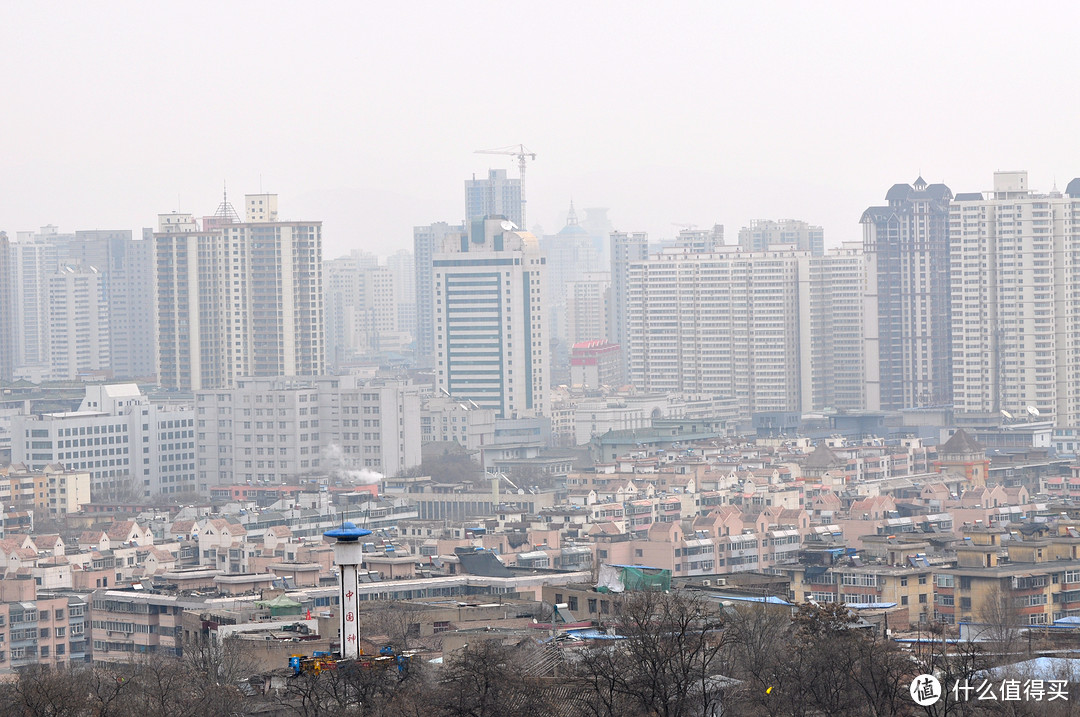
[
  {"left": 5, "top": 2, "right": 1080, "bottom": 713},
  {"left": 3, "top": 1, "right": 1079, "bottom": 255}
]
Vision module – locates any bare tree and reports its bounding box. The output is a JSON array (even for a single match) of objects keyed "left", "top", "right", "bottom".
[
  {"left": 4, "top": 664, "right": 90, "bottom": 717},
  {"left": 978, "top": 581, "right": 1024, "bottom": 657},
  {"left": 123, "top": 655, "right": 241, "bottom": 717},
  {"left": 721, "top": 602, "right": 792, "bottom": 717},
  {"left": 575, "top": 590, "right": 733, "bottom": 717},
  {"left": 363, "top": 601, "right": 431, "bottom": 651},
  {"left": 430, "top": 640, "right": 560, "bottom": 717},
  {"left": 183, "top": 632, "right": 260, "bottom": 686}
]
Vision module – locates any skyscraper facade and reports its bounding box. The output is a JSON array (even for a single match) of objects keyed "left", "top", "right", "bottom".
[
  {"left": 433, "top": 217, "right": 547, "bottom": 418},
  {"left": 109, "top": 232, "right": 157, "bottom": 380},
  {"left": 566, "top": 272, "right": 611, "bottom": 347},
  {"left": 861, "top": 177, "right": 953, "bottom": 410},
  {"left": 47, "top": 266, "right": 110, "bottom": 381},
  {"left": 609, "top": 231, "right": 649, "bottom": 375},
  {"left": 540, "top": 203, "right": 603, "bottom": 366},
  {"left": 414, "top": 222, "right": 464, "bottom": 368},
  {"left": 156, "top": 196, "right": 324, "bottom": 391},
  {"left": 465, "top": 169, "right": 523, "bottom": 227},
  {"left": 10, "top": 229, "right": 60, "bottom": 376},
  {"left": 950, "top": 171, "right": 1080, "bottom": 425},
  {"left": 626, "top": 247, "right": 812, "bottom": 419},
  {"left": 809, "top": 242, "right": 868, "bottom": 411},
  {"left": 386, "top": 249, "right": 416, "bottom": 341},
  {"left": 0, "top": 232, "right": 11, "bottom": 384},
  {"left": 324, "top": 256, "right": 398, "bottom": 365}
]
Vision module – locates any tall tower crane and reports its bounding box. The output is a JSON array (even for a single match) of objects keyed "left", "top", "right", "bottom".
[{"left": 474, "top": 144, "right": 536, "bottom": 228}]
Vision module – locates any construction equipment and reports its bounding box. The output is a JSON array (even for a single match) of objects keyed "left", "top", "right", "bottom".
[{"left": 474, "top": 144, "right": 536, "bottom": 227}]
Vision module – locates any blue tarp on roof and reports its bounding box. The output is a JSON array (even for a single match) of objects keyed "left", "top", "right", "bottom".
[
  {"left": 609, "top": 564, "right": 665, "bottom": 570},
  {"left": 846, "top": 602, "right": 898, "bottom": 610},
  {"left": 712, "top": 594, "right": 793, "bottom": 606}
]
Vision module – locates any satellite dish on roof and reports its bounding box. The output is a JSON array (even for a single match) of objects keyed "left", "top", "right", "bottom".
[
  {"left": 1026, "top": 406, "right": 1041, "bottom": 417},
  {"left": 1000, "top": 409, "right": 1014, "bottom": 420},
  {"left": 500, "top": 220, "right": 516, "bottom": 231}
]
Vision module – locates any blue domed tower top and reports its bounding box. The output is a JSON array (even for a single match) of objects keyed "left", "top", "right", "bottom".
[{"left": 324, "top": 522, "right": 372, "bottom": 542}]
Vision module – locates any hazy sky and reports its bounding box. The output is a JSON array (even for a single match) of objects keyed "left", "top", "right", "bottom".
[{"left": 3, "top": 1, "right": 1080, "bottom": 258}]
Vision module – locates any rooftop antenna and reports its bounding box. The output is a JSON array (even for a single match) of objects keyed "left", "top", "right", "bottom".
[{"left": 211, "top": 181, "right": 241, "bottom": 224}]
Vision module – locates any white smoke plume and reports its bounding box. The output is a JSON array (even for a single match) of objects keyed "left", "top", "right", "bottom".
[{"left": 322, "top": 444, "right": 384, "bottom": 485}]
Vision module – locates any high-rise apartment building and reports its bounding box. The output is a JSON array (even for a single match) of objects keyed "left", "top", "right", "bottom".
[
  {"left": 4, "top": 226, "right": 155, "bottom": 382},
  {"left": 671, "top": 225, "right": 725, "bottom": 253},
  {"left": 45, "top": 229, "right": 155, "bottom": 380},
  {"left": 570, "top": 340, "right": 624, "bottom": 389},
  {"left": 738, "top": 219, "right": 824, "bottom": 256},
  {"left": 540, "top": 203, "right": 603, "bottom": 362},
  {"left": 626, "top": 247, "right": 812, "bottom": 419},
  {"left": 0, "top": 232, "right": 12, "bottom": 385},
  {"left": 609, "top": 231, "right": 649, "bottom": 375},
  {"left": 566, "top": 272, "right": 611, "bottom": 347},
  {"left": 465, "top": 169, "right": 523, "bottom": 227},
  {"left": 581, "top": 207, "right": 614, "bottom": 266},
  {"left": 433, "top": 217, "right": 548, "bottom": 418},
  {"left": 950, "top": 172, "right": 1080, "bottom": 425},
  {"left": 109, "top": 233, "right": 157, "bottom": 380},
  {"left": 414, "top": 222, "right": 465, "bottom": 368},
  {"left": 9, "top": 229, "right": 61, "bottom": 377},
  {"left": 809, "top": 242, "right": 868, "bottom": 411},
  {"left": 46, "top": 266, "right": 110, "bottom": 381},
  {"left": 155, "top": 195, "right": 324, "bottom": 391},
  {"left": 324, "top": 256, "right": 398, "bottom": 365},
  {"left": 861, "top": 177, "right": 953, "bottom": 410},
  {"left": 386, "top": 249, "right": 416, "bottom": 341}
]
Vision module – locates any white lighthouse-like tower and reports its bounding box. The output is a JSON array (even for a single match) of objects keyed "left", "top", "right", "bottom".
[{"left": 324, "top": 521, "right": 372, "bottom": 659}]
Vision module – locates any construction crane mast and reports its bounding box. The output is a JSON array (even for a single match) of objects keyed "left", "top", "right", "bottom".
[{"left": 474, "top": 144, "right": 536, "bottom": 228}]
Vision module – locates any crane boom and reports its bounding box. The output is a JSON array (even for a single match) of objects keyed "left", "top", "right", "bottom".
[{"left": 474, "top": 144, "right": 536, "bottom": 227}]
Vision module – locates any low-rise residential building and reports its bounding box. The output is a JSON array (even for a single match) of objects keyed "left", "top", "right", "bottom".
[
  {"left": 0, "top": 463, "right": 91, "bottom": 519},
  {"left": 934, "top": 524, "right": 1080, "bottom": 626}
]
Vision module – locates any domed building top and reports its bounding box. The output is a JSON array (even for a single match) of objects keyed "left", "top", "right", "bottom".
[{"left": 557, "top": 200, "right": 590, "bottom": 237}]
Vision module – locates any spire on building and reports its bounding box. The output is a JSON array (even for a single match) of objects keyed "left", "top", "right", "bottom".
[
  {"left": 566, "top": 200, "right": 579, "bottom": 227},
  {"left": 212, "top": 181, "right": 241, "bottom": 224}
]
